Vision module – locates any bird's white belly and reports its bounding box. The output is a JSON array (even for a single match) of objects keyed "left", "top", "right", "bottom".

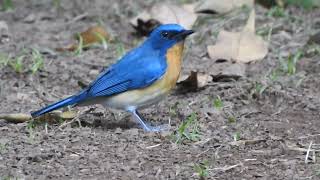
[{"left": 103, "top": 88, "right": 169, "bottom": 110}]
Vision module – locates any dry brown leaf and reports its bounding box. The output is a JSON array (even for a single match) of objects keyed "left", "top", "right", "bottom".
[
  {"left": 0, "top": 113, "right": 32, "bottom": 123},
  {"left": 130, "top": 3, "right": 197, "bottom": 35},
  {"left": 177, "top": 71, "right": 212, "bottom": 93},
  {"left": 195, "top": 0, "right": 254, "bottom": 14},
  {"left": 207, "top": 9, "right": 268, "bottom": 63},
  {"left": 56, "top": 25, "right": 111, "bottom": 52},
  {"left": 0, "top": 111, "right": 77, "bottom": 123},
  {"left": 57, "top": 111, "right": 77, "bottom": 119},
  {"left": 132, "top": 19, "right": 161, "bottom": 36}
]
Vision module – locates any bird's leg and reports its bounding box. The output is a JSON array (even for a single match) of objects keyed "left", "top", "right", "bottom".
[{"left": 130, "top": 109, "right": 170, "bottom": 132}]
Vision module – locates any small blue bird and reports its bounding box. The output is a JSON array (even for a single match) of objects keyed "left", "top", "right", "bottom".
[{"left": 31, "top": 24, "right": 193, "bottom": 132}]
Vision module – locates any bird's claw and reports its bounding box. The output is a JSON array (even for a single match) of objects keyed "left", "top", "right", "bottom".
[{"left": 143, "top": 123, "right": 171, "bottom": 132}]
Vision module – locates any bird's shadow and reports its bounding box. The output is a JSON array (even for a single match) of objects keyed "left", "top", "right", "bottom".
[{"left": 78, "top": 112, "right": 138, "bottom": 130}]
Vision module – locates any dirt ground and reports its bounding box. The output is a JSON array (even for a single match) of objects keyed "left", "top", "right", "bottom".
[{"left": 1, "top": 0, "right": 320, "bottom": 179}]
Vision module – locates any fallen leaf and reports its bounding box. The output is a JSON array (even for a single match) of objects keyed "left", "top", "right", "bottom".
[
  {"left": 132, "top": 19, "right": 161, "bottom": 36},
  {"left": 256, "top": 0, "right": 284, "bottom": 8},
  {"left": 0, "top": 110, "right": 77, "bottom": 123},
  {"left": 207, "top": 9, "right": 268, "bottom": 63},
  {"left": 177, "top": 71, "right": 212, "bottom": 93},
  {"left": 195, "top": 0, "right": 253, "bottom": 14},
  {"left": 0, "top": 113, "right": 31, "bottom": 123},
  {"left": 56, "top": 25, "right": 111, "bottom": 52},
  {"left": 59, "top": 111, "right": 77, "bottom": 119},
  {"left": 131, "top": 3, "right": 197, "bottom": 36}
]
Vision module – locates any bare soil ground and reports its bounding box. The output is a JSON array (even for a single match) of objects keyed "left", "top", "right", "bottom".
[{"left": 1, "top": 0, "right": 320, "bottom": 179}]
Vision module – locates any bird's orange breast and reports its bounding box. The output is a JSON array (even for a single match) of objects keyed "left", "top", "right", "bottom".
[
  {"left": 160, "top": 41, "right": 184, "bottom": 90},
  {"left": 104, "top": 42, "right": 184, "bottom": 109}
]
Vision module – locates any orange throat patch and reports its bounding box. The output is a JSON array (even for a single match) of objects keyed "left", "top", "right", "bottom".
[{"left": 163, "top": 42, "right": 184, "bottom": 89}]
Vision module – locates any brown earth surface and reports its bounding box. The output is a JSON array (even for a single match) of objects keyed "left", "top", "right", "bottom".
[{"left": 1, "top": 0, "right": 320, "bottom": 179}]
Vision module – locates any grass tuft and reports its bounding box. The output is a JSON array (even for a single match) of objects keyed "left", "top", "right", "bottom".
[
  {"left": 30, "top": 49, "right": 44, "bottom": 74},
  {"left": 174, "top": 113, "right": 201, "bottom": 144},
  {"left": 194, "top": 160, "right": 209, "bottom": 180}
]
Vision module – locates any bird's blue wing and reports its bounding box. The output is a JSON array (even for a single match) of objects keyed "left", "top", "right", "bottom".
[{"left": 86, "top": 55, "right": 167, "bottom": 97}]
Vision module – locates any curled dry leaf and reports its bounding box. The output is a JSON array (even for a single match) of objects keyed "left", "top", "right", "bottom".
[
  {"left": 56, "top": 25, "right": 111, "bottom": 52},
  {"left": 195, "top": 0, "right": 253, "bottom": 14},
  {"left": 207, "top": 9, "right": 268, "bottom": 63},
  {"left": 0, "top": 113, "right": 32, "bottom": 123},
  {"left": 177, "top": 71, "right": 212, "bottom": 93},
  {"left": 130, "top": 3, "right": 197, "bottom": 36},
  {"left": 0, "top": 111, "right": 77, "bottom": 123}
]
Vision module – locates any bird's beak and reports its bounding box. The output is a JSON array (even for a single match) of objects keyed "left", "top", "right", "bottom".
[{"left": 174, "top": 30, "right": 194, "bottom": 41}]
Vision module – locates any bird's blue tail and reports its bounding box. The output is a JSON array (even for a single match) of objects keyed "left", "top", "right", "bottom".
[{"left": 31, "top": 91, "right": 87, "bottom": 118}]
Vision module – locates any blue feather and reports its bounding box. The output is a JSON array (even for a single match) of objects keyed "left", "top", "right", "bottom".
[{"left": 30, "top": 90, "right": 87, "bottom": 117}]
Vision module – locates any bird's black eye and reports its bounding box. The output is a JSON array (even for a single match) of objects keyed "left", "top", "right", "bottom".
[{"left": 161, "top": 31, "right": 169, "bottom": 38}]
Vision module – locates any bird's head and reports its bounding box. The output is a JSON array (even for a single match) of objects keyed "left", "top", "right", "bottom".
[{"left": 146, "top": 24, "right": 194, "bottom": 52}]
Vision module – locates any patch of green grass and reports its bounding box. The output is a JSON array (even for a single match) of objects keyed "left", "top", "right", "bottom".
[
  {"left": 178, "top": 0, "right": 193, "bottom": 4},
  {"left": 286, "top": 0, "right": 319, "bottom": 9},
  {"left": 250, "top": 81, "right": 269, "bottom": 99},
  {"left": 1, "top": 0, "right": 13, "bottom": 11},
  {"left": 1, "top": 49, "right": 46, "bottom": 74},
  {"left": 74, "top": 33, "right": 84, "bottom": 55},
  {"left": 0, "top": 53, "right": 10, "bottom": 67},
  {"left": 256, "top": 26, "right": 272, "bottom": 37},
  {"left": 213, "top": 96, "right": 223, "bottom": 110},
  {"left": 194, "top": 160, "right": 209, "bottom": 180},
  {"left": 1, "top": 176, "right": 18, "bottom": 180},
  {"left": 227, "top": 116, "right": 237, "bottom": 124},
  {"left": 0, "top": 143, "right": 7, "bottom": 154},
  {"left": 9, "top": 55, "right": 25, "bottom": 74},
  {"left": 52, "top": 0, "right": 61, "bottom": 9},
  {"left": 174, "top": 113, "right": 201, "bottom": 144},
  {"left": 169, "top": 102, "right": 179, "bottom": 117},
  {"left": 26, "top": 119, "right": 39, "bottom": 143},
  {"left": 30, "top": 49, "right": 44, "bottom": 74},
  {"left": 26, "top": 119, "right": 47, "bottom": 144},
  {"left": 316, "top": 168, "right": 320, "bottom": 177},
  {"left": 268, "top": 69, "right": 280, "bottom": 81},
  {"left": 233, "top": 131, "right": 241, "bottom": 141},
  {"left": 115, "top": 41, "right": 126, "bottom": 58},
  {"left": 266, "top": 49, "right": 305, "bottom": 85},
  {"left": 267, "top": 6, "right": 286, "bottom": 18},
  {"left": 253, "top": 82, "right": 268, "bottom": 95},
  {"left": 280, "top": 50, "right": 303, "bottom": 75},
  {"left": 94, "top": 32, "right": 108, "bottom": 50}
]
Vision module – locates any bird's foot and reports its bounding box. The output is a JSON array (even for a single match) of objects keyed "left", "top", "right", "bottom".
[
  {"left": 143, "top": 123, "right": 171, "bottom": 132},
  {"left": 130, "top": 109, "right": 171, "bottom": 132}
]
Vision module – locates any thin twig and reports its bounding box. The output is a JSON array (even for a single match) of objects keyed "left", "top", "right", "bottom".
[
  {"left": 209, "top": 162, "right": 243, "bottom": 172},
  {"left": 145, "top": 144, "right": 161, "bottom": 149},
  {"left": 305, "top": 141, "right": 313, "bottom": 164}
]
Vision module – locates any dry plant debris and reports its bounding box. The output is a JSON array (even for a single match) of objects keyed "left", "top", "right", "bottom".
[
  {"left": 177, "top": 71, "right": 213, "bottom": 92},
  {"left": 195, "top": 0, "right": 254, "bottom": 14},
  {"left": 130, "top": 3, "right": 197, "bottom": 35},
  {"left": 56, "top": 25, "right": 111, "bottom": 52},
  {"left": 207, "top": 9, "right": 269, "bottom": 63},
  {"left": 0, "top": 111, "right": 77, "bottom": 123}
]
